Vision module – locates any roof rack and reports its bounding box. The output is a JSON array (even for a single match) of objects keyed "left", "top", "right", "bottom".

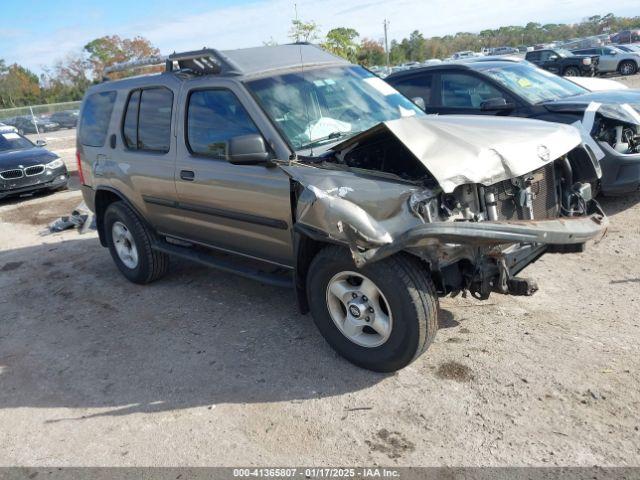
[
  {"left": 104, "top": 56, "right": 168, "bottom": 75},
  {"left": 102, "top": 48, "right": 244, "bottom": 80},
  {"left": 167, "top": 48, "right": 243, "bottom": 76}
]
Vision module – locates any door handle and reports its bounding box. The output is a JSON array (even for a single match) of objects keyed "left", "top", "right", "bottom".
[{"left": 180, "top": 170, "right": 195, "bottom": 181}]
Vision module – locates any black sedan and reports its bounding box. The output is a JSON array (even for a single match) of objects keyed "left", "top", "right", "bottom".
[
  {"left": 9, "top": 115, "right": 59, "bottom": 134},
  {"left": 386, "top": 59, "right": 640, "bottom": 195},
  {"left": 50, "top": 110, "right": 79, "bottom": 129},
  {"left": 0, "top": 130, "right": 68, "bottom": 199}
]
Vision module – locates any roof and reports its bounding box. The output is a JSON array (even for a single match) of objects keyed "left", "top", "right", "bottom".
[
  {"left": 386, "top": 58, "right": 524, "bottom": 80},
  {"left": 220, "top": 44, "right": 349, "bottom": 77},
  {"left": 99, "top": 44, "right": 349, "bottom": 90}
]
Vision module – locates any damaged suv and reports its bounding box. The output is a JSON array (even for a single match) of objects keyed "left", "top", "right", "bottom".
[{"left": 78, "top": 45, "right": 607, "bottom": 372}]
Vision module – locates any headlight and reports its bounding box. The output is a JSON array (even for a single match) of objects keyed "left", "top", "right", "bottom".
[
  {"left": 46, "top": 158, "right": 64, "bottom": 169},
  {"left": 583, "top": 58, "right": 592, "bottom": 66}
]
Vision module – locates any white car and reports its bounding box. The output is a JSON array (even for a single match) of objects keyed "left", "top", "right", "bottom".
[
  {"left": 565, "top": 76, "right": 629, "bottom": 91},
  {"left": 0, "top": 123, "right": 19, "bottom": 134}
]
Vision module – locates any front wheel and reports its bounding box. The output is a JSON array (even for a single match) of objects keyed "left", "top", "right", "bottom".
[
  {"left": 563, "top": 66, "right": 580, "bottom": 77},
  {"left": 618, "top": 61, "right": 637, "bottom": 76},
  {"left": 307, "top": 246, "right": 439, "bottom": 372}
]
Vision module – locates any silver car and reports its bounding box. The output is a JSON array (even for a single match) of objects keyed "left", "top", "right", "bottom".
[{"left": 572, "top": 46, "right": 639, "bottom": 76}]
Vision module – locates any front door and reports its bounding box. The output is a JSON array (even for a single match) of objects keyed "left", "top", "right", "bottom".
[{"left": 172, "top": 84, "right": 293, "bottom": 267}]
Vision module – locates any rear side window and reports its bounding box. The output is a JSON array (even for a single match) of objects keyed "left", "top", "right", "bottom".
[
  {"left": 391, "top": 74, "right": 433, "bottom": 109},
  {"left": 526, "top": 51, "right": 540, "bottom": 61},
  {"left": 79, "top": 91, "right": 116, "bottom": 147},
  {"left": 122, "top": 87, "right": 173, "bottom": 153},
  {"left": 187, "top": 89, "right": 260, "bottom": 159}
]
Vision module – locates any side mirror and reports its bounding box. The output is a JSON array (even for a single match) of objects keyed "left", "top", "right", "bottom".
[
  {"left": 480, "top": 97, "right": 515, "bottom": 112},
  {"left": 36, "top": 139, "right": 47, "bottom": 147},
  {"left": 411, "top": 97, "right": 426, "bottom": 110},
  {"left": 228, "top": 134, "right": 270, "bottom": 165}
]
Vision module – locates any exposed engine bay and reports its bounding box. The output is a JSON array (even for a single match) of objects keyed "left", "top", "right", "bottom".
[
  {"left": 285, "top": 115, "right": 607, "bottom": 301},
  {"left": 594, "top": 119, "right": 640, "bottom": 155}
]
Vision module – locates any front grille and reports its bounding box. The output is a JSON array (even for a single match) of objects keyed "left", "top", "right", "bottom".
[
  {"left": 25, "top": 165, "right": 45, "bottom": 176},
  {"left": 486, "top": 163, "right": 559, "bottom": 220},
  {"left": 0, "top": 169, "right": 24, "bottom": 180}
]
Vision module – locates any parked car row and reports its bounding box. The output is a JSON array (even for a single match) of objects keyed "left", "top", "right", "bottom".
[
  {"left": 0, "top": 109, "right": 79, "bottom": 135},
  {"left": 72, "top": 45, "right": 612, "bottom": 372}
]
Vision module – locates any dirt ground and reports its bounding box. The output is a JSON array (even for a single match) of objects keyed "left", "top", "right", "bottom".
[{"left": 1, "top": 85, "right": 640, "bottom": 467}]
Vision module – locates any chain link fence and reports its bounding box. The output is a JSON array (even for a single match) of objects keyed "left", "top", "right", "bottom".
[{"left": 0, "top": 101, "right": 81, "bottom": 135}]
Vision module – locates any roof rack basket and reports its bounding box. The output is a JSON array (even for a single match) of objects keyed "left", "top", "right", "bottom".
[
  {"left": 103, "top": 48, "right": 243, "bottom": 79},
  {"left": 167, "top": 48, "right": 243, "bottom": 76}
]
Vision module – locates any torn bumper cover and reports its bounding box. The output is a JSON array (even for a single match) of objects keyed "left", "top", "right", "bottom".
[{"left": 293, "top": 179, "right": 607, "bottom": 268}]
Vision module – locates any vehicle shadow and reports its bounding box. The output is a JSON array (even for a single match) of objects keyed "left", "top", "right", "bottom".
[
  {"left": 0, "top": 236, "right": 390, "bottom": 419},
  {"left": 598, "top": 190, "right": 640, "bottom": 216}
]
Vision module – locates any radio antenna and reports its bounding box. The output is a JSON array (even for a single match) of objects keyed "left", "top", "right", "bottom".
[{"left": 295, "top": 3, "right": 314, "bottom": 157}]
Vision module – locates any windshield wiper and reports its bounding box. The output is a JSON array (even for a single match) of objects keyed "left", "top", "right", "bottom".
[{"left": 300, "top": 130, "right": 360, "bottom": 150}]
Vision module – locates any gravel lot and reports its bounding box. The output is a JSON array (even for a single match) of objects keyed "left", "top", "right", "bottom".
[{"left": 1, "top": 80, "right": 640, "bottom": 467}]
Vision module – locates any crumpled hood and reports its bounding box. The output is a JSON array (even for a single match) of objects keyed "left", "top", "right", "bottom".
[
  {"left": 333, "top": 115, "right": 582, "bottom": 193},
  {"left": 0, "top": 148, "right": 58, "bottom": 170}
]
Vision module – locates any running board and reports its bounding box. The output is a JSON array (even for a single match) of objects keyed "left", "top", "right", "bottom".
[{"left": 152, "top": 240, "right": 293, "bottom": 288}]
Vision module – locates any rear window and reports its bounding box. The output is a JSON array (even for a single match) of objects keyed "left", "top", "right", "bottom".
[
  {"left": 79, "top": 91, "right": 116, "bottom": 147},
  {"left": 122, "top": 87, "right": 173, "bottom": 153}
]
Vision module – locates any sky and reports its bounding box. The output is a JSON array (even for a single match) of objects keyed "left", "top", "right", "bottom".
[{"left": 0, "top": 0, "right": 638, "bottom": 73}]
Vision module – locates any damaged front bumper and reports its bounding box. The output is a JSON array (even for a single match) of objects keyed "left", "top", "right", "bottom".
[{"left": 320, "top": 200, "right": 607, "bottom": 267}]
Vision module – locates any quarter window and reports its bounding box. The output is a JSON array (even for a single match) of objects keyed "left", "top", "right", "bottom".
[
  {"left": 187, "top": 89, "right": 260, "bottom": 159},
  {"left": 122, "top": 87, "right": 173, "bottom": 152},
  {"left": 79, "top": 91, "right": 116, "bottom": 147}
]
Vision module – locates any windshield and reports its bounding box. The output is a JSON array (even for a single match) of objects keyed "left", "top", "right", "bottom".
[
  {"left": 246, "top": 65, "right": 424, "bottom": 151},
  {"left": 481, "top": 63, "right": 588, "bottom": 104},
  {"left": 0, "top": 131, "right": 33, "bottom": 152}
]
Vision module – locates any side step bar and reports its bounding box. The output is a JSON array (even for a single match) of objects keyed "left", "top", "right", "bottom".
[{"left": 152, "top": 240, "right": 293, "bottom": 288}]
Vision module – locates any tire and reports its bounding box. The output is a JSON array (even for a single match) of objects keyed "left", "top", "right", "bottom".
[
  {"left": 618, "top": 61, "right": 637, "bottom": 76},
  {"left": 563, "top": 66, "right": 580, "bottom": 77},
  {"left": 104, "top": 201, "right": 169, "bottom": 284},
  {"left": 306, "top": 246, "right": 438, "bottom": 372}
]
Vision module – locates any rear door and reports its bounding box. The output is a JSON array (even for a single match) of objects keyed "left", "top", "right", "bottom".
[
  {"left": 110, "top": 83, "right": 180, "bottom": 234},
  {"left": 172, "top": 80, "right": 293, "bottom": 267}
]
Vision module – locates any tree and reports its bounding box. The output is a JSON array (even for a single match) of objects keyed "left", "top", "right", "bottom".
[
  {"left": 357, "top": 38, "right": 386, "bottom": 66},
  {"left": 0, "top": 62, "right": 41, "bottom": 108},
  {"left": 84, "top": 35, "right": 160, "bottom": 80},
  {"left": 322, "top": 27, "right": 360, "bottom": 62},
  {"left": 288, "top": 19, "right": 320, "bottom": 43}
]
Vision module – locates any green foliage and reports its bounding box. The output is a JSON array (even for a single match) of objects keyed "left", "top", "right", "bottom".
[
  {"left": 322, "top": 28, "right": 360, "bottom": 62},
  {"left": 289, "top": 19, "right": 320, "bottom": 43}
]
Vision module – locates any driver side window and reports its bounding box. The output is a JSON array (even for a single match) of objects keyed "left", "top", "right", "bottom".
[{"left": 440, "top": 73, "right": 506, "bottom": 109}]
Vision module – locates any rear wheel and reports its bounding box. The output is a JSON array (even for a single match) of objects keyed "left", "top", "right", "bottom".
[
  {"left": 618, "top": 61, "right": 637, "bottom": 76},
  {"left": 104, "top": 201, "right": 169, "bottom": 284},
  {"left": 307, "top": 246, "right": 438, "bottom": 372},
  {"left": 563, "top": 66, "right": 580, "bottom": 77}
]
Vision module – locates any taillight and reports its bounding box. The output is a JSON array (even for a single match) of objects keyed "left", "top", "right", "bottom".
[{"left": 76, "top": 150, "right": 85, "bottom": 184}]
